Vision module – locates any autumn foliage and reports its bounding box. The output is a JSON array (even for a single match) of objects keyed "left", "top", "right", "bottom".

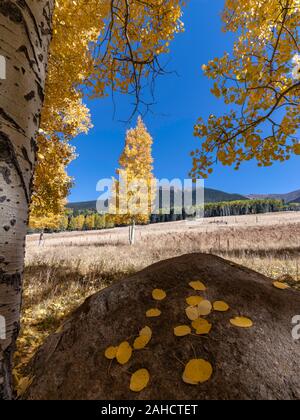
[
  {"left": 30, "top": 0, "right": 185, "bottom": 228},
  {"left": 191, "top": 0, "right": 300, "bottom": 178},
  {"left": 112, "top": 117, "right": 155, "bottom": 225}
]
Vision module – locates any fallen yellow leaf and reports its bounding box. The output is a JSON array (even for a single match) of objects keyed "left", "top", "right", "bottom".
[
  {"left": 186, "top": 296, "right": 204, "bottom": 306},
  {"left": 139, "top": 326, "right": 152, "bottom": 338},
  {"left": 116, "top": 342, "right": 132, "bottom": 365},
  {"left": 273, "top": 281, "right": 290, "bottom": 290},
  {"left": 130, "top": 369, "right": 150, "bottom": 392},
  {"left": 197, "top": 300, "right": 212, "bottom": 316},
  {"left": 152, "top": 289, "right": 167, "bottom": 301},
  {"left": 230, "top": 317, "right": 253, "bottom": 328},
  {"left": 185, "top": 306, "right": 199, "bottom": 321},
  {"left": 189, "top": 281, "right": 206, "bottom": 291},
  {"left": 146, "top": 308, "right": 161, "bottom": 318},
  {"left": 104, "top": 346, "right": 118, "bottom": 360},
  {"left": 134, "top": 334, "right": 151, "bottom": 350},
  {"left": 174, "top": 325, "right": 191, "bottom": 337},
  {"left": 192, "top": 318, "right": 212, "bottom": 335},
  {"left": 213, "top": 301, "right": 230, "bottom": 312},
  {"left": 183, "top": 359, "right": 213, "bottom": 385}
]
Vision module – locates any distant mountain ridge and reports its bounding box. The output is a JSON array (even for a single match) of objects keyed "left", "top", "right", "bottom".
[
  {"left": 247, "top": 189, "right": 300, "bottom": 203},
  {"left": 67, "top": 187, "right": 247, "bottom": 211}
]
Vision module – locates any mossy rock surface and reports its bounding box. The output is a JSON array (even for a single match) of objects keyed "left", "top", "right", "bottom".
[{"left": 25, "top": 253, "right": 300, "bottom": 400}]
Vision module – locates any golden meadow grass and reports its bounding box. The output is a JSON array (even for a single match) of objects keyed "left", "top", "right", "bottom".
[{"left": 15, "top": 211, "right": 300, "bottom": 379}]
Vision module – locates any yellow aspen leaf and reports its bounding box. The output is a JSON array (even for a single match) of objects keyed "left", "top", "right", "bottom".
[
  {"left": 189, "top": 281, "right": 206, "bottom": 291},
  {"left": 273, "top": 281, "right": 290, "bottom": 290},
  {"left": 183, "top": 359, "right": 213, "bottom": 385},
  {"left": 139, "top": 326, "right": 152, "bottom": 338},
  {"left": 104, "top": 346, "right": 118, "bottom": 360},
  {"left": 146, "top": 308, "right": 161, "bottom": 318},
  {"left": 230, "top": 317, "right": 253, "bottom": 328},
  {"left": 130, "top": 369, "right": 150, "bottom": 393},
  {"left": 192, "top": 318, "right": 208, "bottom": 329},
  {"left": 213, "top": 301, "right": 230, "bottom": 312},
  {"left": 116, "top": 342, "right": 132, "bottom": 365},
  {"left": 195, "top": 322, "right": 212, "bottom": 335},
  {"left": 293, "top": 143, "right": 300, "bottom": 155},
  {"left": 197, "top": 300, "right": 212, "bottom": 316},
  {"left": 182, "top": 373, "right": 198, "bottom": 385},
  {"left": 192, "top": 318, "right": 212, "bottom": 335},
  {"left": 174, "top": 325, "right": 191, "bottom": 337},
  {"left": 185, "top": 306, "right": 199, "bottom": 321},
  {"left": 152, "top": 289, "right": 167, "bottom": 301},
  {"left": 133, "top": 334, "right": 151, "bottom": 350},
  {"left": 186, "top": 296, "right": 204, "bottom": 306}
]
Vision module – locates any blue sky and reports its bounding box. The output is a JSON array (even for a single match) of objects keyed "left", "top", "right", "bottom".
[{"left": 68, "top": 0, "right": 299, "bottom": 203}]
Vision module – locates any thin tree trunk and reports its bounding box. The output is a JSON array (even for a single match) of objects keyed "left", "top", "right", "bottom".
[
  {"left": 129, "top": 220, "right": 135, "bottom": 245},
  {"left": 0, "top": 0, "right": 54, "bottom": 400}
]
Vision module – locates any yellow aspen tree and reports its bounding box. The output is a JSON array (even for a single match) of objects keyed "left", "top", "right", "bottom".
[
  {"left": 191, "top": 0, "right": 300, "bottom": 179},
  {"left": 0, "top": 0, "right": 185, "bottom": 399},
  {"left": 85, "top": 214, "right": 95, "bottom": 231},
  {"left": 114, "top": 117, "right": 154, "bottom": 243}
]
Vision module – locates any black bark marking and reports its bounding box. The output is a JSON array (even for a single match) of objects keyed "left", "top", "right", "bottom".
[
  {"left": 16, "top": 45, "right": 38, "bottom": 77},
  {"left": 0, "top": 132, "right": 30, "bottom": 203},
  {"left": 0, "top": 167, "right": 11, "bottom": 184},
  {"left": 36, "top": 81, "right": 45, "bottom": 102},
  {"left": 20, "top": 20, "right": 42, "bottom": 77},
  {"left": 21, "top": 146, "right": 33, "bottom": 169},
  {"left": 10, "top": 219, "right": 16, "bottom": 227},
  {"left": 24, "top": 90, "right": 35, "bottom": 101},
  {"left": 0, "top": 1, "right": 23, "bottom": 24},
  {"left": 0, "top": 108, "right": 25, "bottom": 135},
  {"left": 0, "top": 270, "right": 22, "bottom": 289},
  {"left": 0, "top": 196, "right": 6, "bottom": 203},
  {"left": 3, "top": 225, "right": 10, "bottom": 232},
  {"left": 30, "top": 137, "right": 37, "bottom": 153},
  {"left": 17, "top": 0, "right": 43, "bottom": 47}
]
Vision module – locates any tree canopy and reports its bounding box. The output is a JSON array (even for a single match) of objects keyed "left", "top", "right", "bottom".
[
  {"left": 30, "top": 0, "right": 185, "bottom": 228},
  {"left": 191, "top": 0, "right": 300, "bottom": 179}
]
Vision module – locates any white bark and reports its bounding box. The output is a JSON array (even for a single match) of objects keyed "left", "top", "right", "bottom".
[
  {"left": 0, "top": 0, "right": 54, "bottom": 399},
  {"left": 129, "top": 220, "right": 136, "bottom": 245}
]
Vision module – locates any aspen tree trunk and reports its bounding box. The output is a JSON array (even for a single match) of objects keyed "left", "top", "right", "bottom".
[
  {"left": 129, "top": 220, "right": 135, "bottom": 245},
  {"left": 0, "top": 0, "right": 54, "bottom": 400}
]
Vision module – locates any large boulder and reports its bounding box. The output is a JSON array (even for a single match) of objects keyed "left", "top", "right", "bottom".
[{"left": 25, "top": 253, "right": 300, "bottom": 400}]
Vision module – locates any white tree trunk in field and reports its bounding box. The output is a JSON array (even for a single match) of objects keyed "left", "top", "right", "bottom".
[
  {"left": 0, "top": 0, "right": 54, "bottom": 399},
  {"left": 129, "top": 220, "right": 135, "bottom": 245}
]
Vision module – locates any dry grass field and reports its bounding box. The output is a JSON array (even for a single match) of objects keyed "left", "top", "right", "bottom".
[{"left": 15, "top": 211, "right": 300, "bottom": 381}]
